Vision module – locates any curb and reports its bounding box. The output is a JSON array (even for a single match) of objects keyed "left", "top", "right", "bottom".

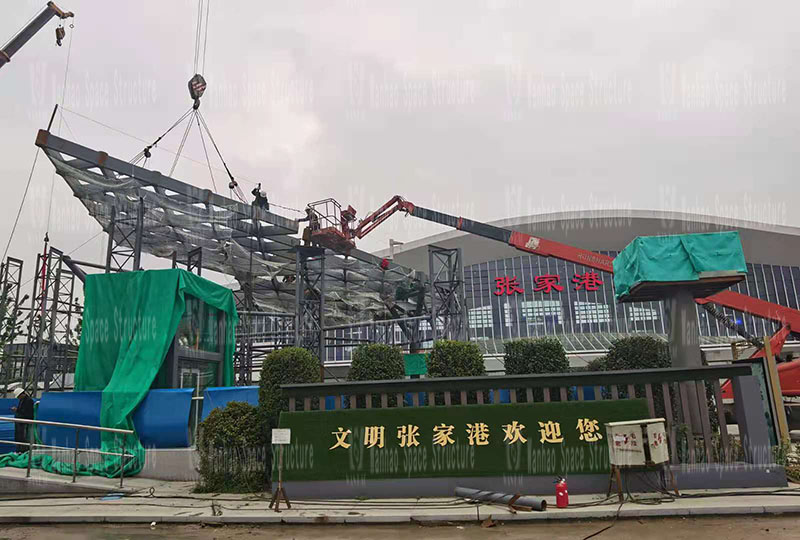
[{"left": 1, "top": 503, "right": 800, "bottom": 524}]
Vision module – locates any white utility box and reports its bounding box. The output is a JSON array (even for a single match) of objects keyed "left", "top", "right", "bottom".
[{"left": 606, "top": 418, "right": 668, "bottom": 467}]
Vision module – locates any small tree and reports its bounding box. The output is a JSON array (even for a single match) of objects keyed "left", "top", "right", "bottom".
[
  {"left": 196, "top": 401, "right": 268, "bottom": 493},
  {"left": 427, "top": 340, "right": 485, "bottom": 404},
  {"left": 259, "top": 346, "right": 321, "bottom": 429}
]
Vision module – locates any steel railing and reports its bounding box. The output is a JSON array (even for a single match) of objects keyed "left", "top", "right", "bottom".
[{"left": 0, "top": 417, "right": 135, "bottom": 487}]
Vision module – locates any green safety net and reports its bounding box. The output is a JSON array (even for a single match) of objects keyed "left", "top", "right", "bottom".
[
  {"left": 613, "top": 231, "right": 747, "bottom": 301},
  {"left": 0, "top": 269, "right": 238, "bottom": 478}
]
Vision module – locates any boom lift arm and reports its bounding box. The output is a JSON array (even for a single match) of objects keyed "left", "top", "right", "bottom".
[
  {"left": 313, "top": 195, "right": 799, "bottom": 357},
  {"left": 0, "top": 2, "right": 73, "bottom": 71}
]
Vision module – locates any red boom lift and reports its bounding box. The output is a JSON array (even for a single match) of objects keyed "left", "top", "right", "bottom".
[{"left": 307, "top": 195, "right": 800, "bottom": 399}]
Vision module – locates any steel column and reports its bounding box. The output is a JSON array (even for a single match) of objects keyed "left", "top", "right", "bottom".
[{"left": 428, "top": 246, "right": 468, "bottom": 342}]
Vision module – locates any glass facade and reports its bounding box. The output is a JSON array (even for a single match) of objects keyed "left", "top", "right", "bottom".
[{"left": 465, "top": 252, "right": 796, "bottom": 354}]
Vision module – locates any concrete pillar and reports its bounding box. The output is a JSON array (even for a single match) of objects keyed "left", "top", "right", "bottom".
[
  {"left": 732, "top": 375, "right": 772, "bottom": 464},
  {"left": 665, "top": 287, "right": 704, "bottom": 433},
  {"left": 665, "top": 288, "right": 702, "bottom": 368}
]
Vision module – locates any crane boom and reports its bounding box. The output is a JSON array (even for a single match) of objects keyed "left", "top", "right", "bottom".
[
  {"left": 0, "top": 2, "right": 73, "bottom": 71},
  {"left": 313, "top": 195, "right": 800, "bottom": 343}
]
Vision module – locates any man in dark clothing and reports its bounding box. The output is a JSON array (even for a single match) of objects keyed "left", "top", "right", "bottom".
[
  {"left": 298, "top": 207, "right": 320, "bottom": 246},
  {"left": 11, "top": 387, "right": 34, "bottom": 453}
]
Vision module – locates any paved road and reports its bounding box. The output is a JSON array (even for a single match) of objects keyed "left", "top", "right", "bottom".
[{"left": 2, "top": 516, "right": 798, "bottom": 539}]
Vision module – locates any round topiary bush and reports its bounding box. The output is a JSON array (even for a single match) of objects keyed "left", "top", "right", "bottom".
[
  {"left": 601, "top": 336, "right": 670, "bottom": 371},
  {"left": 259, "top": 346, "right": 321, "bottom": 429},
  {"left": 196, "top": 401, "right": 268, "bottom": 493},
  {"left": 587, "top": 336, "right": 676, "bottom": 421},
  {"left": 427, "top": 340, "right": 485, "bottom": 378},
  {"left": 347, "top": 343, "right": 405, "bottom": 381},
  {"left": 503, "top": 337, "right": 569, "bottom": 402},
  {"left": 503, "top": 337, "right": 569, "bottom": 375},
  {"left": 347, "top": 344, "right": 405, "bottom": 408},
  {"left": 427, "top": 340, "right": 485, "bottom": 405}
]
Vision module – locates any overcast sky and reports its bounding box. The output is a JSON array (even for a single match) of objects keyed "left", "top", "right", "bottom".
[{"left": 0, "top": 0, "right": 797, "bottom": 285}]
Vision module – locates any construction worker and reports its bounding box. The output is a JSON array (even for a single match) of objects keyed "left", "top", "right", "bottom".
[
  {"left": 298, "top": 207, "right": 320, "bottom": 246},
  {"left": 251, "top": 183, "right": 270, "bottom": 211},
  {"left": 11, "top": 387, "right": 34, "bottom": 453}
]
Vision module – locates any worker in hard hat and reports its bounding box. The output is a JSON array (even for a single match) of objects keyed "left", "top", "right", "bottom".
[
  {"left": 251, "top": 183, "right": 270, "bottom": 211},
  {"left": 298, "top": 207, "right": 320, "bottom": 246},
  {"left": 11, "top": 387, "right": 34, "bottom": 453}
]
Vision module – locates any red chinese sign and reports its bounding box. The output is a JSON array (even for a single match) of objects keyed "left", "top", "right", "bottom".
[
  {"left": 493, "top": 276, "right": 524, "bottom": 296},
  {"left": 493, "top": 273, "right": 604, "bottom": 296}
]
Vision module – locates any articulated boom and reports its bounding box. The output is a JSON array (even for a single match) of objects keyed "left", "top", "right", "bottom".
[{"left": 311, "top": 195, "right": 800, "bottom": 379}]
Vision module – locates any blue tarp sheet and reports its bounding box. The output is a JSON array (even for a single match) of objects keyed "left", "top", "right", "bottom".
[
  {"left": 200, "top": 386, "right": 258, "bottom": 421},
  {"left": 132, "top": 389, "right": 193, "bottom": 449}
]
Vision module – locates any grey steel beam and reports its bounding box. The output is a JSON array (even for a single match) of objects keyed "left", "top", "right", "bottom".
[{"left": 35, "top": 130, "right": 298, "bottom": 234}]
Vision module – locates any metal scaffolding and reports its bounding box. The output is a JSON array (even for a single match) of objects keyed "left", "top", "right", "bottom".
[
  {"left": 0, "top": 257, "right": 24, "bottom": 394},
  {"left": 33, "top": 129, "right": 456, "bottom": 384},
  {"left": 428, "top": 245, "right": 468, "bottom": 342},
  {"left": 294, "top": 246, "right": 326, "bottom": 376},
  {"left": 21, "top": 248, "right": 79, "bottom": 396}
]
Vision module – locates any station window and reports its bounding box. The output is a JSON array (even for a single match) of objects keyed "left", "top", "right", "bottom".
[
  {"left": 573, "top": 301, "right": 611, "bottom": 324},
  {"left": 468, "top": 306, "right": 493, "bottom": 328},
  {"left": 520, "top": 300, "right": 562, "bottom": 326},
  {"left": 628, "top": 305, "right": 658, "bottom": 322}
]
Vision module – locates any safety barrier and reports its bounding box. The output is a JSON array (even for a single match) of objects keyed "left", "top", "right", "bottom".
[{"left": 0, "top": 417, "right": 135, "bottom": 487}]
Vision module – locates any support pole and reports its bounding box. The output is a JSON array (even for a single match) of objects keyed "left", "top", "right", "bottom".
[
  {"left": 133, "top": 198, "right": 144, "bottom": 271},
  {"left": 105, "top": 206, "right": 116, "bottom": 274}
]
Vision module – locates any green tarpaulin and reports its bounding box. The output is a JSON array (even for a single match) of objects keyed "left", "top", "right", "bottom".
[
  {"left": 0, "top": 269, "right": 237, "bottom": 478},
  {"left": 613, "top": 231, "right": 747, "bottom": 301},
  {"left": 403, "top": 353, "right": 428, "bottom": 376}
]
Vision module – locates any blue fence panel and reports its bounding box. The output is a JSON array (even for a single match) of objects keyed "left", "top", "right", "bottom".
[
  {"left": 200, "top": 386, "right": 259, "bottom": 421},
  {"left": 37, "top": 392, "right": 102, "bottom": 449},
  {"left": 133, "top": 389, "right": 194, "bottom": 449}
]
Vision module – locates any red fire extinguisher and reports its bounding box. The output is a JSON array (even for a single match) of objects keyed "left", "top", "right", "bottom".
[{"left": 555, "top": 476, "right": 569, "bottom": 508}]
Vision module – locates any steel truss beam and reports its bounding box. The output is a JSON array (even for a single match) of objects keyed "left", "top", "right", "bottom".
[{"left": 428, "top": 245, "right": 468, "bottom": 342}]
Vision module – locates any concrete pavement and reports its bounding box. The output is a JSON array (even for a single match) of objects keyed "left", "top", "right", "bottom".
[{"left": 1, "top": 473, "right": 800, "bottom": 524}]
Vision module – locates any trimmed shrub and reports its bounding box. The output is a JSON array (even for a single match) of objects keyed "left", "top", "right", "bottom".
[
  {"left": 593, "top": 335, "right": 670, "bottom": 371},
  {"left": 347, "top": 343, "right": 405, "bottom": 381},
  {"left": 427, "top": 340, "right": 485, "bottom": 378},
  {"left": 196, "top": 401, "right": 268, "bottom": 493},
  {"left": 504, "top": 337, "right": 569, "bottom": 375},
  {"left": 259, "top": 346, "right": 321, "bottom": 429},
  {"left": 427, "top": 340, "right": 485, "bottom": 405},
  {"left": 347, "top": 344, "right": 405, "bottom": 408},
  {"left": 503, "top": 337, "right": 570, "bottom": 402}
]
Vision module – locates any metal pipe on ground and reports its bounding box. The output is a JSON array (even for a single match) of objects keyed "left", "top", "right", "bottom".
[{"left": 455, "top": 487, "right": 547, "bottom": 511}]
